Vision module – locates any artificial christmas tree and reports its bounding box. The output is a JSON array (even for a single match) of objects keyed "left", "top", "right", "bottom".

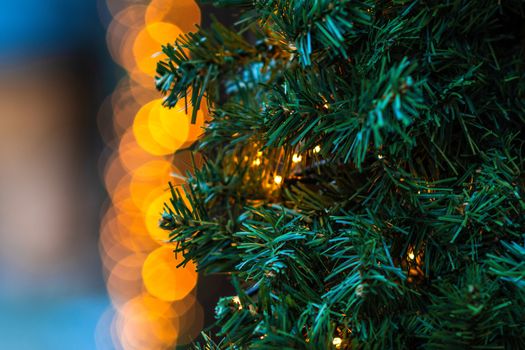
[{"left": 155, "top": 0, "right": 525, "bottom": 348}]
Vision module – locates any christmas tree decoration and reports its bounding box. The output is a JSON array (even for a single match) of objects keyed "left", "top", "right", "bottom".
[{"left": 155, "top": 0, "right": 525, "bottom": 348}]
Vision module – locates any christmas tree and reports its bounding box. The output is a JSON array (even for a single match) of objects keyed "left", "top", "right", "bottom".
[{"left": 155, "top": 1, "right": 525, "bottom": 348}]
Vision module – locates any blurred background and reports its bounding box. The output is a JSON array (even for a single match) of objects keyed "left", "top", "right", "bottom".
[{"left": 0, "top": 1, "right": 232, "bottom": 349}]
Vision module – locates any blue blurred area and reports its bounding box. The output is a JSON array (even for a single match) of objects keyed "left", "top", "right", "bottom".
[
  {"left": 0, "top": 0, "right": 102, "bottom": 60},
  {"left": 0, "top": 297, "right": 112, "bottom": 350}
]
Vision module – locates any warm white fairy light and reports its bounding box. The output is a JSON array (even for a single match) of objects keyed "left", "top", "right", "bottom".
[
  {"left": 292, "top": 153, "right": 302, "bottom": 163},
  {"left": 232, "top": 296, "right": 242, "bottom": 309},
  {"left": 313, "top": 145, "right": 321, "bottom": 153},
  {"left": 253, "top": 158, "right": 261, "bottom": 166},
  {"left": 378, "top": 154, "right": 384, "bottom": 159},
  {"left": 274, "top": 175, "right": 283, "bottom": 185},
  {"left": 408, "top": 252, "right": 415, "bottom": 260},
  {"left": 332, "top": 337, "right": 342, "bottom": 348}
]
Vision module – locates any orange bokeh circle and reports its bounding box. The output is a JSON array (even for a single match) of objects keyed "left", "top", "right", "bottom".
[
  {"left": 145, "top": 0, "right": 201, "bottom": 33},
  {"left": 142, "top": 246, "right": 197, "bottom": 301},
  {"left": 149, "top": 100, "right": 191, "bottom": 153},
  {"left": 129, "top": 159, "right": 180, "bottom": 213},
  {"left": 144, "top": 190, "right": 173, "bottom": 243},
  {"left": 161, "top": 100, "right": 206, "bottom": 145},
  {"left": 132, "top": 22, "right": 183, "bottom": 77},
  {"left": 118, "top": 128, "right": 157, "bottom": 172},
  {"left": 116, "top": 294, "right": 179, "bottom": 349},
  {"left": 133, "top": 99, "right": 190, "bottom": 155}
]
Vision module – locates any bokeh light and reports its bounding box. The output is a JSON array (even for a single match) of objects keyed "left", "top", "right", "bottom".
[
  {"left": 145, "top": 0, "right": 201, "bottom": 33},
  {"left": 142, "top": 246, "right": 198, "bottom": 301},
  {"left": 150, "top": 101, "right": 191, "bottom": 151},
  {"left": 118, "top": 129, "right": 155, "bottom": 172},
  {"left": 129, "top": 160, "right": 179, "bottom": 212},
  {"left": 99, "top": 0, "right": 204, "bottom": 348},
  {"left": 116, "top": 294, "right": 179, "bottom": 349},
  {"left": 133, "top": 99, "right": 190, "bottom": 155},
  {"left": 132, "top": 22, "right": 183, "bottom": 77},
  {"left": 144, "top": 191, "right": 174, "bottom": 242}
]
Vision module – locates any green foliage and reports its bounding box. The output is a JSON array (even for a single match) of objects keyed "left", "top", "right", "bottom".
[{"left": 155, "top": 0, "right": 525, "bottom": 348}]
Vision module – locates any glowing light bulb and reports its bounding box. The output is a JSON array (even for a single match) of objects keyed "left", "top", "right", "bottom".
[
  {"left": 232, "top": 296, "right": 242, "bottom": 309},
  {"left": 292, "top": 154, "right": 302, "bottom": 163},
  {"left": 313, "top": 145, "right": 321, "bottom": 153},
  {"left": 257, "top": 151, "right": 263, "bottom": 157},
  {"left": 274, "top": 175, "right": 283, "bottom": 185},
  {"left": 332, "top": 337, "right": 342, "bottom": 348},
  {"left": 253, "top": 158, "right": 261, "bottom": 166},
  {"left": 378, "top": 154, "right": 384, "bottom": 159},
  {"left": 408, "top": 252, "right": 415, "bottom": 260}
]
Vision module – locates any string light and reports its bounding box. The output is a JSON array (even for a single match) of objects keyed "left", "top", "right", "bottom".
[
  {"left": 292, "top": 153, "right": 302, "bottom": 163},
  {"left": 274, "top": 175, "right": 283, "bottom": 185},
  {"left": 252, "top": 158, "right": 261, "bottom": 166},
  {"left": 378, "top": 154, "right": 384, "bottom": 159},
  {"left": 232, "top": 296, "right": 242, "bottom": 309},
  {"left": 313, "top": 145, "right": 321, "bottom": 153},
  {"left": 332, "top": 337, "right": 342, "bottom": 349},
  {"left": 408, "top": 251, "right": 415, "bottom": 260}
]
